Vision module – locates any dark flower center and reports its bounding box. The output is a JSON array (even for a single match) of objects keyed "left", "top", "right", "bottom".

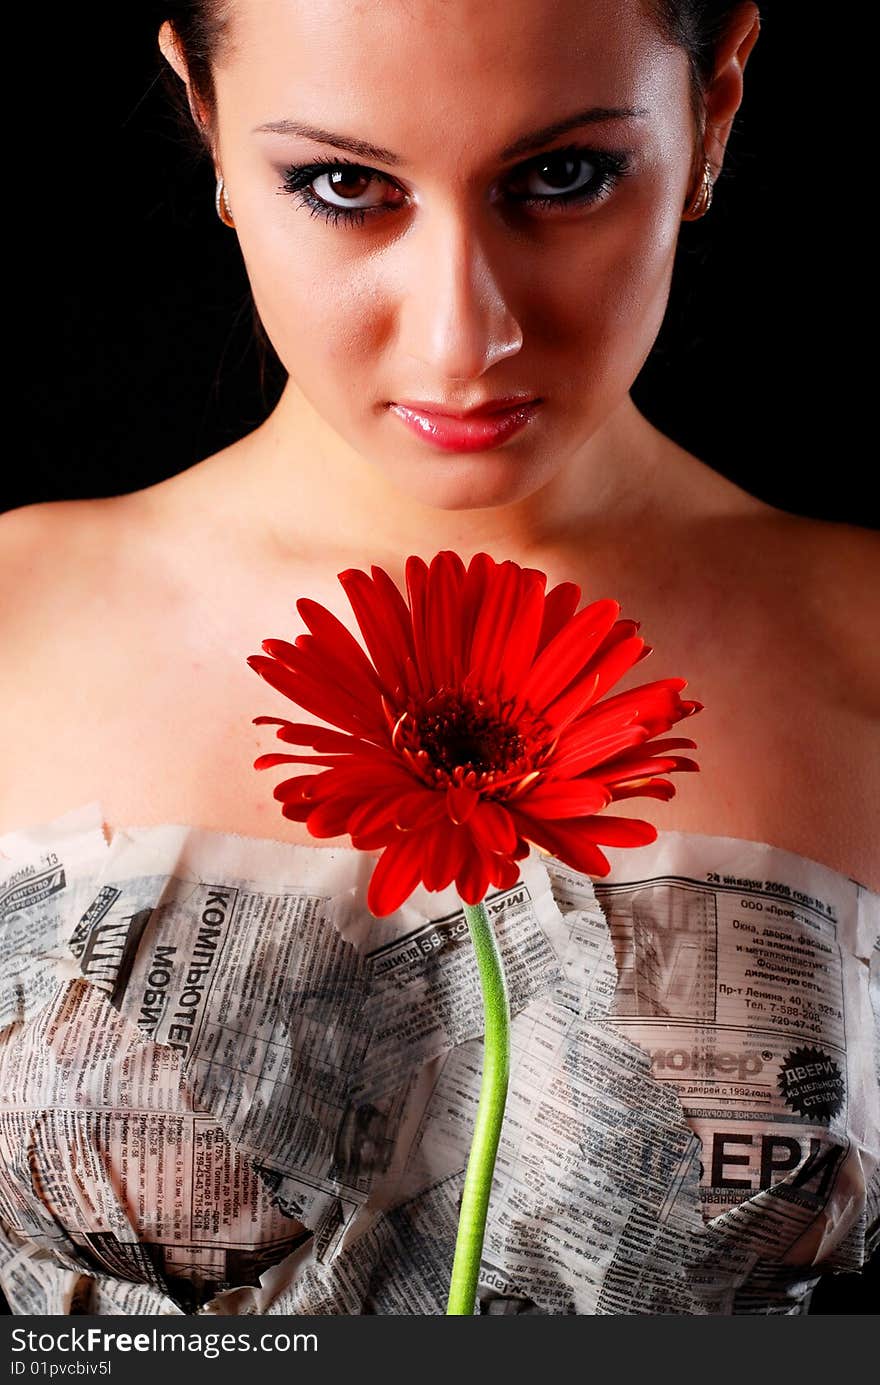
[
  {"left": 389, "top": 686, "right": 556, "bottom": 795},
  {"left": 417, "top": 689, "right": 525, "bottom": 773}
]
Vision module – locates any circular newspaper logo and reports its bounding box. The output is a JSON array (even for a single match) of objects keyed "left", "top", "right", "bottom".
[{"left": 778, "top": 1045, "right": 844, "bottom": 1122}]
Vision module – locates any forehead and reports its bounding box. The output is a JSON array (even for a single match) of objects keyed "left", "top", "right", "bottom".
[{"left": 217, "top": 0, "right": 683, "bottom": 151}]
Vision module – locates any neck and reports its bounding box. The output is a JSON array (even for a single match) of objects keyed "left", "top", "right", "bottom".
[{"left": 239, "top": 377, "right": 665, "bottom": 572}]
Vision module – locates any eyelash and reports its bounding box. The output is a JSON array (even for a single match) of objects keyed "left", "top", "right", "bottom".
[{"left": 278, "top": 142, "right": 633, "bottom": 228}]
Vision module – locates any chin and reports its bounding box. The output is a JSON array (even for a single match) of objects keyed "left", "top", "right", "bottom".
[{"left": 379, "top": 452, "right": 549, "bottom": 512}]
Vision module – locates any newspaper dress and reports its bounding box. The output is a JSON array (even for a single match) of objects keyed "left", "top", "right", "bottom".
[{"left": 1, "top": 801, "right": 877, "bottom": 1315}]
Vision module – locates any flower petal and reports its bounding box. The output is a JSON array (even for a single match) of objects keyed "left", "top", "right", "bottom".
[
  {"left": 252, "top": 717, "right": 360, "bottom": 753},
  {"left": 455, "top": 837, "right": 494, "bottom": 906},
  {"left": 425, "top": 551, "right": 468, "bottom": 691},
  {"left": 393, "top": 790, "right": 448, "bottom": 832},
  {"left": 543, "top": 636, "right": 646, "bottom": 732},
  {"left": 423, "top": 817, "right": 468, "bottom": 892},
  {"left": 248, "top": 655, "right": 377, "bottom": 739},
  {"left": 271, "top": 771, "right": 327, "bottom": 802},
  {"left": 520, "top": 599, "right": 620, "bottom": 713},
  {"left": 574, "top": 815, "right": 658, "bottom": 847},
  {"left": 254, "top": 752, "right": 347, "bottom": 770},
  {"left": 367, "top": 833, "right": 431, "bottom": 917},
  {"left": 447, "top": 781, "right": 480, "bottom": 825},
  {"left": 534, "top": 580, "right": 582, "bottom": 656},
  {"left": 511, "top": 776, "right": 610, "bottom": 817},
  {"left": 467, "top": 799, "right": 519, "bottom": 855},
  {"left": 294, "top": 597, "right": 387, "bottom": 699},
  {"left": 607, "top": 778, "right": 677, "bottom": 802},
  {"left": 468, "top": 561, "right": 544, "bottom": 699},
  {"left": 505, "top": 810, "right": 613, "bottom": 877},
  {"left": 338, "top": 564, "right": 417, "bottom": 701}
]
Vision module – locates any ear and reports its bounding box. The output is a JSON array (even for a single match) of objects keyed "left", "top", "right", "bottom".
[
  {"left": 158, "top": 20, "right": 211, "bottom": 134},
  {"left": 700, "top": 2, "right": 762, "bottom": 178}
]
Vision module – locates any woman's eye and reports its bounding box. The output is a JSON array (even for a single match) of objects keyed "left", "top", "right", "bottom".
[
  {"left": 308, "top": 165, "right": 390, "bottom": 213},
  {"left": 509, "top": 149, "right": 624, "bottom": 207},
  {"left": 280, "top": 157, "right": 400, "bottom": 227},
  {"left": 279, "top": 144, "right": 631, "bottom": 229}
]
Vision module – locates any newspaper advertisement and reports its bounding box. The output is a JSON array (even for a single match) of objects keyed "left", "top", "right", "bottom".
[{"left": 1, "top": 801, "right": 877, "bottom": 1314}]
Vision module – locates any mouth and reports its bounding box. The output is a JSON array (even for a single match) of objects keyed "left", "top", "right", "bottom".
[{"left": 387, "top": 398, "right": 542, "bottom": 453}]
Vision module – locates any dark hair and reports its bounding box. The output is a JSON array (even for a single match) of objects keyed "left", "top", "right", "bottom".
[{"left": 158, "top": 0, "right": 756, "bottom": 160}]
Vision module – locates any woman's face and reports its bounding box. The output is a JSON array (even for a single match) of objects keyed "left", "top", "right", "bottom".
[{"left": 205, "top": 0, "right": 697, "bottom": 511}]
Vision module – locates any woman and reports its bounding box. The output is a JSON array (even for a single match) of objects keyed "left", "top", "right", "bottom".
[{"left": 0, "top": 0, "right": 876, "bottom": 1316}]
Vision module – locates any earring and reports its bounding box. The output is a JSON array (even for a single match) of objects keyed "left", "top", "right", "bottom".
[
  {"left": 681, "top": 159, "right": 714, "bottom": 221},
  {"left": 215, "top": 174, "right": 236, "bottom": 228}
]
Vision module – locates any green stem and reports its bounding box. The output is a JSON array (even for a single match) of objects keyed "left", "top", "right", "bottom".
[{"left": 445, "top": 898, "right": 511, "bottom": 1316}]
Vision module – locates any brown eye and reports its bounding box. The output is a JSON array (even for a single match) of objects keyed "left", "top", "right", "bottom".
[
  {"left": 314, "top": 167, "right": 384, "bottom": 208},
  {"left": 522, "top": 152, "right": 596, "bottom": 198},
  {"left": 503, "top": 143, "right": 632, "bottom": 213}
]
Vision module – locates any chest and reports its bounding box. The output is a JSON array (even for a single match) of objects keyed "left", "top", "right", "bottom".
[{"left": 5, "top": 552, "right": 876, "bottom": 888}]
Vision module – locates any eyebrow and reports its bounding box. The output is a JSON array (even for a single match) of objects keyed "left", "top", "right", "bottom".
[{"left": 253, "top": 105, "right": 650, "bottom": 166}]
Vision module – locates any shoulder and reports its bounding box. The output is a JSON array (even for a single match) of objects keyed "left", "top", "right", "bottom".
[
  {"left": 758, "top": 511, "right": 879, "bottom": 698},
  {"left": 0, "top": 496, "right": 138, "bottom": 632},
  {"left": 0, "top": 493, "right": 177, "bottom": 835},
  {"left": 741, "top": 509, "right": 879, "bottom": 884},
  {"left": 0, "top": 493, "right": 145, "bottom": 738},
  {"left": 0, "top": 499, "right": 91, "bottom": 632}
]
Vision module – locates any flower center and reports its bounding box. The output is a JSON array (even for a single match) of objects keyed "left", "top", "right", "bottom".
[{"left": 388, "top": 686, "right": 555, "bottom": 795}]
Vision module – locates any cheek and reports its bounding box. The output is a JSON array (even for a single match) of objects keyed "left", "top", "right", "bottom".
[
  {"left": 239, "top": 223, "right": 382, "bottom": 391},
  {"left": 548, "top": 184, "right": 683, "bottom": 389}
]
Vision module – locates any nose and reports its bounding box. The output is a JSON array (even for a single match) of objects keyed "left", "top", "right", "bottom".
[{"left": 399, "top": 205, "right": 524, "bottom": 382}]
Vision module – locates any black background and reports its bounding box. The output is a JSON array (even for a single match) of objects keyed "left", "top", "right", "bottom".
[
  {"left": 6, "top": 2, "right": 874, "bottom": 526},
  {"left": 2, "top": 0, "right": 876, "bottom": 1318}
]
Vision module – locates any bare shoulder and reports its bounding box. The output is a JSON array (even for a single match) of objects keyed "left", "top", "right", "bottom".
[
  {"left": 740, "top": 507, "right": 879, "bottom": 885},
  {"left": 0, "top": 495, "right": 146, "bottom": 833},
  {"left": 0, "top": 496, "right": 137, "bottom": 640},
  {"left": 769, "top": 511, "right": 879, "bottom": 700},
  {"left": 636, "top": 460, "right": 880, "bottom": 888}
]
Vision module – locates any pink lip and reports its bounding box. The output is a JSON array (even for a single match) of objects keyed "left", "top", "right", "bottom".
[{"left": 388, "top": 400, "right": 541, "bottom": 453}]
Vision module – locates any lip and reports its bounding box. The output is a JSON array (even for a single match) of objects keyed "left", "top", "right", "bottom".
[
  {"left": 394, "top": 395, "right": 537, "bottom": 419},
  {"left": 388, "top": 398, "right": 541, "bottom": 453}
]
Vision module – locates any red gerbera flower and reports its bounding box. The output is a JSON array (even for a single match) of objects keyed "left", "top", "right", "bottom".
[{"left": 248, "top": 551, "right": 702, "bottom": 918}]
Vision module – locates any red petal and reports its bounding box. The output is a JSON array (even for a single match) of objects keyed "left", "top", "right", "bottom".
[
  {"left": 294, "top": 597, "right": 386, "bottom": 699},
  {"left": 575, "top": 815, "right": 658, "bottom": 847},
  {"left": 512, "top": 777, "right": 610, "bottom": 817},
  {"left": 253, "top": 752, "right": 347, "bottom": 770},
  {"left": 447, "top": 781, "right": 480, "bottom": 825},
  {"left": 608, "top": 778, "right": 676, "bottom": 802},
  {"left": 497, "top": 572, "right": 547, "bottom": 699},
  {"left": 338, "top": 565, "right": 417, "bottom": 702},
  {"left": 521, "top": 599, "right": 620, "bottom": 712},
  {"left": 424, "top": 551, "right": 468, "bottom": 690},
  {"left": 506, "top": 810, "right": 612, "bottom": 877},
  {"left": 488, "top": 854, "right": 523, "bottom": 891},
  {"left": 393, "top": 790, "right": 447, "bottom": 832},
  {"left": 455, "top": 837, "right": 493, "bottom": 906},
  {"left": 467, "top": 798, "right": 518, "bottom": 855},
  {"left": 458, "top": 553, "right": 498, "bottom": 676},
  {"left": 404, "top": 554, "right": 432, "bottom": 699},
  {"left": 272, "top": 772, "right": 326, "bottom": 804},
  {"left": 534, "top": 580, "right": 582, "bottom": 657},
  {"left": 305, "top": 796, "right": 367, "bottom": 838},
  {"left": 549, "top": 721, "right": 650, "bottom": 776},
  {"left": 582, "top": 634, "right": 651, "bottom": 707},
  {"left": 367, "top": 834, "right": 430, "bottom": 917},
  {"left": 248, "top": 655, "right": 377, "bottom": 739},
  {"left": 277, "top": 638, "right": 387, "bottom": 738},
  {"left": 467, "top": 562, "right": 544, "bottom": 699},
  {"left": 251, "top": 717, "right": 360, "bottom": 753},
  {"left": 594, "top": 752, "right": 700, "bottom": 783},
  {"left": 422, "top": 817, "right": 468, "bottom": 892}
]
